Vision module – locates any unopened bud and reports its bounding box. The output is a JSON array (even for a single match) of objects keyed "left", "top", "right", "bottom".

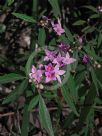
[
  {"left": 97, "top": 64, "right": 101, "bottom": 68},
  {"left": 39, "top": 84, "right": 44, "bottom": 89}
]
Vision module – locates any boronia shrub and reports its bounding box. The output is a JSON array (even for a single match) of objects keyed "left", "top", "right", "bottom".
[{"left": 0, "top": 0, "right": 102, "bottom": 136}]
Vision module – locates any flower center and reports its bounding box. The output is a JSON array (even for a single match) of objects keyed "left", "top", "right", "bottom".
[{"left": 47, "top": 66, "right": 53, "bottom": 71}]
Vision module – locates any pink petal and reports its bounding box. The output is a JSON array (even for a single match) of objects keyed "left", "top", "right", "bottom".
[
  {"left": 58, "top": 19, "right": 61, "bottom": 27},
  {"left": 58, "top": 70, "right": 65, "bottom": 75},
  {"left": 66, "top": 52, "right": 70, "bottom": 59},
  {"left": 56, "top": 75, "right": 62, "bottom": 83},
  {"left": 54, "top": 65, "right": 59, "bottom": 71},
  {"left": 53, "top": 59, "right": 57, "bottom": 64},
  {"left": 32, "top": 65, "right": 36, "bottom": 73},
  {"left": 67, "top": 58, "right": 76, "bottom": 64},
  {"left": 45, "top": 77, "right": 51, "bottom": 83}
]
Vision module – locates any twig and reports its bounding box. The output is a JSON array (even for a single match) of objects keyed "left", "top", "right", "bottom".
[
  {"left": 0, "top": 105, "right": 102, "bottom": 118},
  {"left": 0, "top": 106, "right": 68, "bottom": 118}
]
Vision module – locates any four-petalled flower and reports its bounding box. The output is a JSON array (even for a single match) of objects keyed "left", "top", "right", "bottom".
[
  {"left": 44, "top": 49, "right": 56, "bottom": 61},
  {"left": 63, "top": 52, "right": 76, "bottom": 65},
  {"left": 45, "top": 63, "right": 56, "bottom": 83},
  {"left": 29, "top": 65, "right": 43, "bottom": 83},
  {"left": 54, "top": 65, "right": 65, "bottom": 83},
  {"left": 51, "top": 19, "right": 65, "bottom": 36}
]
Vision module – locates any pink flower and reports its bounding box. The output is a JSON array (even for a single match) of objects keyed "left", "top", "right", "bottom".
[
  {"left": 45, "top": 63, "right": 56, "bottom": 83},
  {"left": 53, "top": 53, "right": 64, "bottom": 67},
  {"left": 63, "top": 52, "right": 76, "bottom": 65},
  {"left": 58, "top": 43, "right": 70, "bottom": 51},
  {"left": 34, "top": 70, "right": 43, "bottom": 83},
  {"left": 82, "top": 55, "right": 90, "bottom": 64},
  {"left": 45, "top": 63, "right": 54, "bottom": 72},
  {"left": 78, "top": 36, "right": 83, "bottom": 44},
  {"left": 54, "top": 65, "right": 65, "bottom": 83},
  {"left": 45, "top": 64, "right": 65, "bottom": 83},
  {"left": 45, "top": 72, "right": 56, "bottom": 83},
  {"left": 51, "top": 19, "right": 65, "bottom": 36},
  {"left": 29, "top": 65, "right": 43, "bottom": 83},
  {"left": 44, "top": 49, "right": 56, "bottom": 61}
]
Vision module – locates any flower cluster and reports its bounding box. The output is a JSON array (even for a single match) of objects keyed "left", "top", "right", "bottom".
[
  {"left": 29, "top": 43, "right": 76, "bottom": 86},
  {"left": 29, "top": 18, "right": 76, "bottom": 88},
  {"left": 40, "top": 17, "right": 65, "bottom": 36}
]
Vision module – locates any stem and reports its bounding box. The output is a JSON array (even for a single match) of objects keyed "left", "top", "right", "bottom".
[
  {"left": 30, "top": 0, "right": 38, "bottom": 50},
  {"left": 32, "top": 0, "right": 38, "bottom": 20}
]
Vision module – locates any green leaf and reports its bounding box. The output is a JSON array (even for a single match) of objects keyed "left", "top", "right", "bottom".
[
  {"left": 38, "top": 28, "right": 46, "bottom": 46},
  {"left": 42, "top": 91, "right": 57, "bottom": 99},
  {"left": 73, "top": 20, "right": 86, "bottom": 26},
  {"left": 61, "top": 85, "right": 79, "bottom": 116},
  {"left": 3, "top": 79, "right": 28, "bottom": 104},
  {"left": 64, "top": 25, "right": 74, "bottom": 43},
  {"left": 68, "top": 75, "right": 77, "bottom": 100},
  {"left": 98, "top": 32, "right": 102, "bottom": 48},
  {"left": 77, "top": 84, "right": 96, "bottom": 130},
  {"left": 49, "top": 38, "right": 56, "bottom": 46},
  {"left": 71, "top": 134, "right": 79, "bottom": 136},
  {"left": 2, "top": 90, "right": 17, "bottom": 104},
  {"left": 21, "top": 103, "right": 30, "bottom": 136},
  {"left": 95, "top": 66, "right": 102, "bottom": 83},
  {"left": 0, "top": 24, "right": 6, "bottom": 33},
  {"left": 48, "top": 0, "right": 61, "bottom": 17},
  {"left": 90, "top": 68, "right": 99, "bottom": 94},
  {"left": 7, "top": 0, "right": 14, "bottom": 6},
  {"left": 72, "top": 51, "right": 78, "bottom": 70},
  {"left": 25, "top": 51, "right": 35, "bottom": 75},
  {"left": 60, "top": 34, "right": 70, "bottom": 44},
  {"left": 28, "top": 95, "right": 39, "bottom": 111},
  {"left": 83, "top": 46, "right": 102, "bottom": 61},
  {"left": 76, "top": 71, "right": 85, "bottom": 85},
  {"left": 89, "top": 14, "right": 99, "bottom": 19},
  {"left": 39, "top": 95, "right": 54, "bottom": 136},
  {"left": 0, "top": 73, "right": 25, "bottom": 84},
  {"left": 64, "top": 112, "right": 75, "bottom": 128},
  {"left": 82, "top": 26, "right": 95, "bottom": 33},
  {"left": 12, "top": 13, "right": 36, "bottom": 23},
  {"left": 83, "top": 5, "right": 98, "bottom": 13}
]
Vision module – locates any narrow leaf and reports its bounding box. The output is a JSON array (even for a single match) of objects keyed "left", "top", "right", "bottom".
[
  {"left": 28, "top": 95, "right": 39, "bottom": 111},
  {"left": 83, "top": 5, "right": 98, "bottom": 13},
  {"left": 90, "top": 14, "right": 99, "bottom": 19},
  {"left": 90, "top": 68, "right": 99, "bottom": 94},
  {"left": 77, "top": 84, "right": 96, "bottom": 130},
  {"left": 68, "top": 75, "right": 77, "bottom": 100},
  {"left": 98, "top": 32, "right": 102, "bottom": 48},
  {"left": 38, "top": 28, "right": 46, "bottom": 46},
  {"left": 39, "top": 95, "right": 54, "bottom": 136},
  {"left": 48, "top": 0, "right": 61, "bottom": 17},
  {"left": 21, "top": 103, "right": 30, "bottom": 136},
  {"left": 7, "top": 0, "right": 14, "bottom": 6},
  {"left": 12, "top": 13, "right": 36, "bottom": 23},
  {"left": 73, "top": 20, "right": 86, "bottom": 26},
  {"left": 61, "top": 85, "right": 79, "bottom": 116},
  {"left": 0, "top": 73, "right": 25, "bottom": 84},
  {"left": 64, "top": 25, "right": 74, "bottom": 43},
  {"left": 3, "top": 79, "right": 28, "bottom": 104}
]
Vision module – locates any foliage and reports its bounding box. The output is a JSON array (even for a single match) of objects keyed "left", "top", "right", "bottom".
[{"left": 0, "top": 0, "right": 102, "bottom": 136}]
